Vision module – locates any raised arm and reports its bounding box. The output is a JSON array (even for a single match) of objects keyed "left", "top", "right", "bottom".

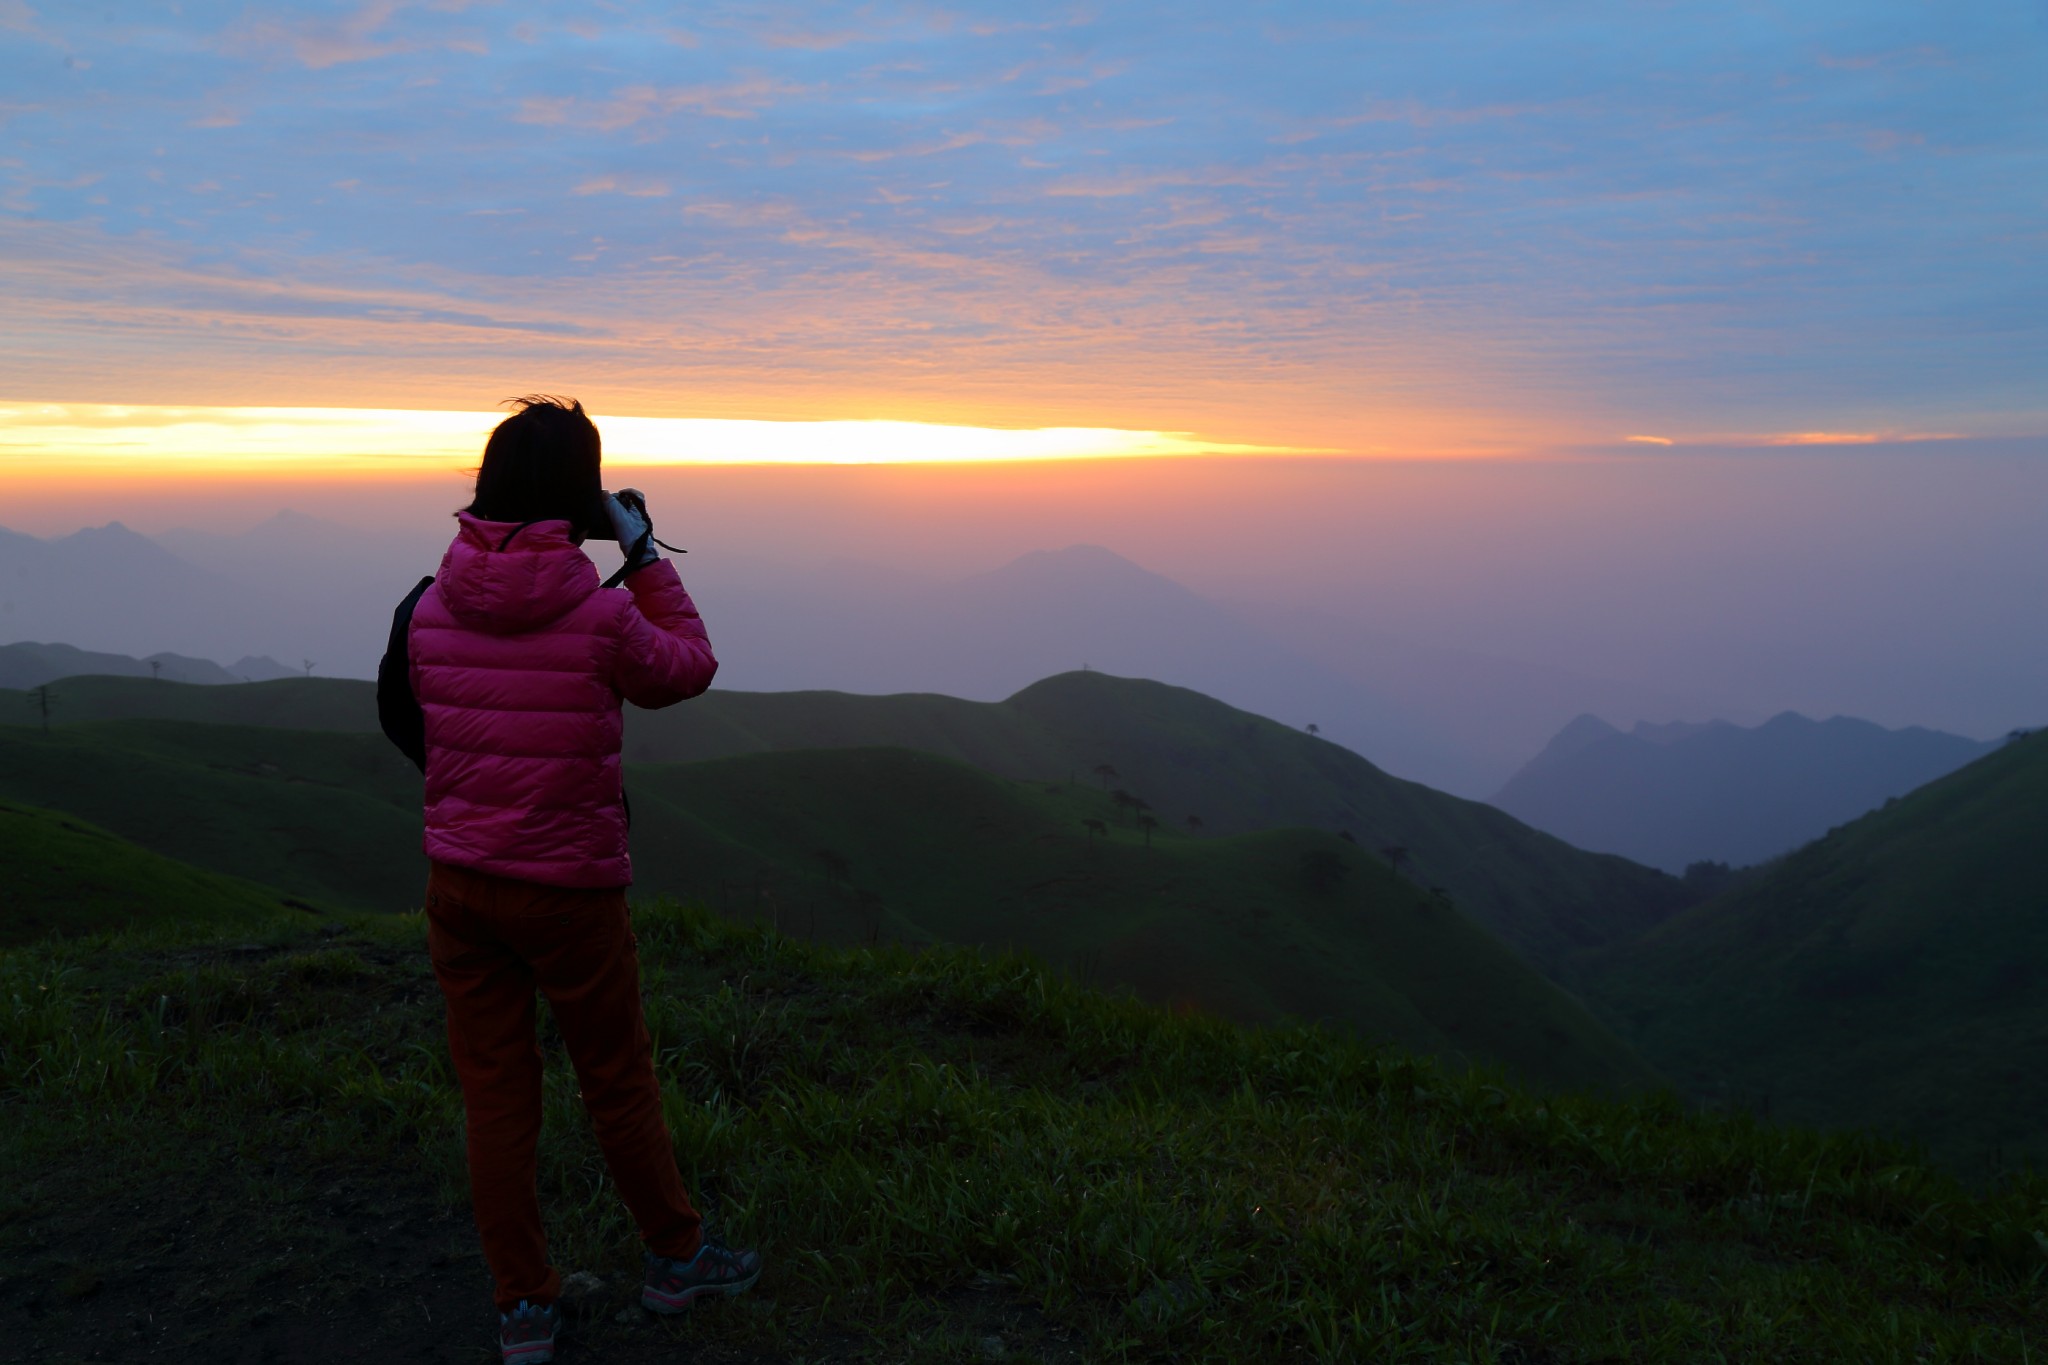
[{"left": 611, "top": 559, "right": 718, "bottom": 708}]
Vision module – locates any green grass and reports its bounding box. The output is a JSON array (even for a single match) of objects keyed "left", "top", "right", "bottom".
[
  {"left": 3, "top": 903, "right": 2042, "bottom": 1362},
  {"left": 0, "top": 799, "right": 326, "bottom": 945},
  {"left": 1580, "top": 730, "right": 2048, "bottom": 1175},
  {"left": 1, "top": 670, "right": 1688, "bottom": 964}
]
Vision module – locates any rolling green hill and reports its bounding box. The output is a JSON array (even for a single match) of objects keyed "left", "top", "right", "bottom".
[
  {"left": 3, "top": 670, "right": 1687, "bottom": 965},
  {"left": 622, "top": 673, "right": 1688, "bottom": 966},
  {"left": 623, "top": 746, "right": 1660, "bottom": 1094},
  {"left": 0, "top": 799, "right": 321, "bottom": 944},
  {"left": 0, "top": 719, "right": 1651, "bottom": 1093},
  {"left": 1580, "top": 730, "right": 2048, "bottom": 1173},
  {"left": 0, "top": 720, "right": 427, "bottom": 914}
]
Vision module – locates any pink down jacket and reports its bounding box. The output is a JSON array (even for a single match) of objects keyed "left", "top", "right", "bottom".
[{"left": 409, "top": 512, "right": 717, "bottom": 887}]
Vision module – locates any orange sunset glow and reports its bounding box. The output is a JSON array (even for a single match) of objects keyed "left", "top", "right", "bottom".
[{"left": 0, "top": 402, "right": 1319, "bottom": 482}]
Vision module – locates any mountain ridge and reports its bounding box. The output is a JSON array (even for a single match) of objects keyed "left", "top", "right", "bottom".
[
  {"left": 1495, "top": 708, "right": 1998, "bottom": 872},
  {"left": 0, "top": 641, "right": 298, "bottom": 690}
]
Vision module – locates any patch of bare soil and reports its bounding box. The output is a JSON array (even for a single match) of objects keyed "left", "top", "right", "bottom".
[
  {"left": 1, "top": 1148, "right": 1086, "bottom": 1364},
  {"left": 4, "top": 1151, "right": 496, "bottom": 1364}
]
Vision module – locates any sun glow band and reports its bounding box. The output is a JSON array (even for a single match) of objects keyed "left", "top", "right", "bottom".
[{"left": 0, "top": 403, "right": 1308, "bottom": 474}]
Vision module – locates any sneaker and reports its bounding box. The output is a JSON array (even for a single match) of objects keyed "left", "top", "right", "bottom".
[
  {"left": 641, "top": 1238, "right": 764, "bottom": 1314},
  {"left": 499, "top": 1299, "right": 560, "bottom": 1364}
]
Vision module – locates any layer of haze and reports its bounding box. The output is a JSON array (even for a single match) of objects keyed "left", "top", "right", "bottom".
[{"left": 6, "top": 442, "right": 2043, "bottom": 794}]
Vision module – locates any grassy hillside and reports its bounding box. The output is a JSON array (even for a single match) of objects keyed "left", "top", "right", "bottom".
[
  {"left": 625, "top": 747, "right": 1659, "bottom": 1095},
  {"left": 618, "top": 671, "right": 1693, "bottom": 965},
  {"left": 2, "top": 671, "right": 1688, "bottom": 965},
  {"left": 0, "top": 719, "right": 1648, "bottom": 1093},
  {"left": 0, "top": 799, "right": 323, "bottom": 944},
  {"left": 0, "top": 719, "right": 426, "bottom": 914},
  {"left": 3, "top": 905, "right": 2041, "bottom": 1363},
  {"left": 1580, "top": 730, "right": 2048, "bottom": 1174},
  {"left": 992, "top": 674, "right": 1687, "bottom": 964}
]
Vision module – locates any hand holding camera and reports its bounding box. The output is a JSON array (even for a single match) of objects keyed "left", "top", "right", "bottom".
[
  {"left": 590, "top": 487, "right": 683, "bottom": 579},
  {"left": 604, "top": 488, "right": 658, "bottom": 567}
]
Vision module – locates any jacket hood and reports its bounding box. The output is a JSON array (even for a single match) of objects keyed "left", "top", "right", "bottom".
[{"left": 435, "top": 512, "right": 599, "bottom": 635}]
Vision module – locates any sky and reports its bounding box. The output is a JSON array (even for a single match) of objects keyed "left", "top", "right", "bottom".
[
  {"left": 2, "top": 1, "right": 2045, "bottom": 762},
  {"left": 3, "top": 0, "right": 2043, "bottom": 450}
]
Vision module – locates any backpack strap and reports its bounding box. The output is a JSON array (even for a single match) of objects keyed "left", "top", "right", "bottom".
[{"left": 376, "top": 575, "right": 436, "bottom": 773}]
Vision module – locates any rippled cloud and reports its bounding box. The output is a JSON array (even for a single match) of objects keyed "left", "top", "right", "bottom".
[{"left": 1, "top": 0, "right": 2042, "bottom": 450}]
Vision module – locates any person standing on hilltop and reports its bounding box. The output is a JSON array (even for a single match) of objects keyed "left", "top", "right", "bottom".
[{"left": 376, "top": 396, "right": 760, "bottom": 1365}]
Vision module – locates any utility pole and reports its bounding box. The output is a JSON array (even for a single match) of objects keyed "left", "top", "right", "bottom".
[
  {"left": 34, "top": 684, "right": 52, "bottom": 734},
  {"left": 302, "top": 659, "right": 316, "bottom": 677},
  {"left": 150, "top": 659, "right": 162, "bottom": 681}
]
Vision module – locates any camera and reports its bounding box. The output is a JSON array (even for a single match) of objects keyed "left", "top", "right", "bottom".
[{"left": 580, "top": 488, "right": 647, "bottom": 543}]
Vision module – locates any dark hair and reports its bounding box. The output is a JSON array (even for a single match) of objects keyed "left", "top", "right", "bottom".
[{"left": 465, "top": 395, "right": 602, "bottom": 527}]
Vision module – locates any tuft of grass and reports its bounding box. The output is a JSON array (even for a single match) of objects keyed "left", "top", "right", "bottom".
[{"left": 4, "top": 901, "right": 2044, "bottom": 1363}]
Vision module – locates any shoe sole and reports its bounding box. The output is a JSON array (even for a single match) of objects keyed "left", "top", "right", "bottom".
[
  {"left": 640, "top": 1266, "right": 763, "bottom": 1315},
  {"left": 501, "top": 1339, "right": 555, "bottom": 1365}
]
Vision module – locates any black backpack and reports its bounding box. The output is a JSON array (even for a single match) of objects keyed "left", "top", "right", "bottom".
[{"left": 375, "top": 575, "right": 435, "bottom": 774}]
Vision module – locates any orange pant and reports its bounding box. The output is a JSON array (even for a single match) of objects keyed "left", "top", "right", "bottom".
[{"left": 425, "top": 861, "right": 702, "bottom": 1311}]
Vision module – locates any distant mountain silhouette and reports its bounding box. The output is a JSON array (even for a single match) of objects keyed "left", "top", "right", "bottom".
[
  {"left": 946, "top": 546, "right": 1487, "bottom": 791},
  {"left": 653, "top": 540, "right": 1496, "bottom": 791},
  {"left": 23, "top": 514, "right": 2011, "bottom": 804},
  {"left": 1244, "top": 603, "right": 1744, "bottom": 794},
  {"left": 0, "top": 513, "right": 444, "bottom": 683},
  {"left": 1494, "top": 711, "right": 1998, "bottom": 872},
  {"left": 1580, "top": 730, "right": 2048, "bottom": 1171},
  {"left": 0, "top": 520, "right": 241, "bottom": 663},
  {"left": 4, "top": 519, "right": 1495, "bottom": 789},
  {"left": 0, "top": 641, "right": 296, "bottom": 690}
]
